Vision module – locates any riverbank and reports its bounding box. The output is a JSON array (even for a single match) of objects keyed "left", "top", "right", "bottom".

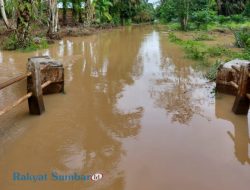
[
  {"left": 0, "top": 23, "right": 116, "bottom": 50},
  {"left": 0, "top": 21, "right": 153, "bottom": 51}
]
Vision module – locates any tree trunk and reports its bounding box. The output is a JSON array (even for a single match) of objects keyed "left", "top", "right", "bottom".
[
  {"left": 62, "top": 0, "right": 67, "bottom": 25},
  {"left": 216, "top": 0, "right": 223, "bottom": 14},
  {"left": 0, "top": 0, "right": 10, "bottom": 29},
  {"left": 84, "top": 0, "right": 93, "bottom": 27},
  {"left": 47, "top": 0, "right": 59, "bottom": 39},
  {"left": 16, "top": 0, "right": 33, "bottom": 48},
  {"left": 72, "top": 0, "right": 78, "bottom": 25},
  {"left": 78, "top": 0, "right": 83, "bottom": 23},
  {"left": 179, "top": 0, "right": 189, "bottom": 31}
]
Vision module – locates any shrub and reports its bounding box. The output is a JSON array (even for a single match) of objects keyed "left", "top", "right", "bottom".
[
  {"left": 3, "top": 34, "right": 48, "bottom": 51},
  {"left": 207, "top": 46, "right": 229, "bottom": 57},
  {"left": 3, "top": 33, "right": 18, "bottom": 50},
  {"left": 230, "top": 14, "right": 247, "bottom": 23},
  {"left": 215, "top": 15, "right": 231, "bottom": 24},
  {"left": 191, "top": 10, "right": 216, "bottom": 29},
  {"left": 243, "top": 3, "right": 250, "bottom": 17},
  {"left": 157, "top": 0, "right": 176, "bottom": 22},
  {"left": 234, "top": 28, "right": 250, "bottom": 48}
]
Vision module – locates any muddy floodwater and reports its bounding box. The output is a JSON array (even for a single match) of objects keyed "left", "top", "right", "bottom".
[{"left": 0, "top": 25, "right": 250, "bottom": 190}]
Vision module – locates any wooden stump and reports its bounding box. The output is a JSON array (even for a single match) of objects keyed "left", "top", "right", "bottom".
[
  {"left": 39, "top": 57, "right": 64, "bottom": 94},
  {"left": 27, "top": 56, "right": 64, "bottom": 115},
  {"left": 232, "top": 65, "right": 250, "bottom": 115},
  {"left": 216, "top": 59, "right": 250, "bottom": 95},
  {"left": 27, "top": 58, "right": 45, "bottom": 115}
]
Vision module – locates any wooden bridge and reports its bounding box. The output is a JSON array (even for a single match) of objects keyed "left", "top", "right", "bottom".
[
  {"left": 0, "top": 56, "right": 64, "bottom": 116},
  {"left": 216, "top": 60, "right": 250, "bottom": 115}
]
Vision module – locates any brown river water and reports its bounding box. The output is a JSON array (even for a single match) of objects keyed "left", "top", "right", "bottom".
[{"left": 0, "top": 25, "right": 249, "bottom": 190}]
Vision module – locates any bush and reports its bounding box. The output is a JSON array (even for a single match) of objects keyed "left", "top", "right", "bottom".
[
  {"left": 230, "top": 14, "right": 247, "bottom": 23},
  {"left": 3, "top": 34, "right": 48, "bottom": 51},
  {"left": 243, "top": 3, "right": 250, "bottom": 17},
  {"left": 207, "top": 46, "right": 229, "bottom": 57},
  {"left": 191, "top": 10, "right": 216, "bottom": 29},
  {"left": 111, "top": 14, "right": 121, "bottom": 26},
  {"left": 3, "top": 33, "right": 18, "bottom": 50},
  {"left": 215, "top": 15, "right": 231, "bottom": 24},
  {"left": 156, "top": 0, "right": 176, "bottom": 22},
  {"left": 234, "top": 28, "right": 250, "bottom": 48}
]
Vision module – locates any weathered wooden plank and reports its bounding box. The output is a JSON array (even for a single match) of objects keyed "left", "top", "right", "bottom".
[
  {"left": 0, "top": 72, "right": 31, "bottom": 90},
  {"left": 232, "top": 65, "right": 250, "bottom": 115},
  {"left": 0, "top": 92, "right": 32, "bottom": 116},
  {"left": 41, "top": 80, "right": 52, "bottom": 89},
  {"left": 216, "top": 59, "right": 249, "bottom": 95},
  {"left": 27, "top": 59, "right": 45, "bottom": 115}
]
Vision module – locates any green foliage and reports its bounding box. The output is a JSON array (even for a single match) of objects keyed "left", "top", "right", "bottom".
[
  {"left": 111, "top": 14, "right": 121, "bottom": 26},
  {"left": 205, "top": 60, "right": 222, "bottom": 81},
  {"left": 156, "top": 0, "right": 176, "bottom": 22},
  {"left": 3, "top": 34, "right": 48, "bottom": 51},
  {"left": 168, "top": 32, "right": 183, "bottom": 43},
  {"left": 218, "top": 0, "right": 247, "bottom": 16},
  {"left": 168, "top": 32, "right": 249, "bottom": 63},
  {"left": 93, "top": 0, "right": 113, "bottom": 23},
  {"left": 191, "top": 10, "right": 216, "bottom": 29},
  {"left": 207, "top": 46, "right": 230, "bottom": 57},
  {"left": 22, "top": 38, "right": 48, "bottom": 52},
  {"left": 234, "top": 28, "right": 250, "bottom": 48},
  {"left": 3, "top": 33, "right": 18, "bottom": 50},
  {"left": 133, "top": 2, "right": 155, "bottom": 23},
  {"left": 244, "top": 2, "right": 250, "bottom": 17},
  {"left": 215, "top": 15, "right": 231, "bottom": 24},
  {"left": 230, "top": 14, "right": 247, "bottom": 23}
]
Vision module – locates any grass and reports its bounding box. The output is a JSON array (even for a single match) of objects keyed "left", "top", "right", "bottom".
[
  {"left": 21, "top": 38, "right": 48, "bottom": 52},
  {"left": 169, "top": 32, "right": 250, "bottom": 60},
  {"left": 3, "top": 34, "right": 48, "bottom": 51},
  {"left": 205, "top": 60, "right": 222, "bottom": 81},
  {"left": 194, "top": 33, "right": 215, "bottom": 41},
  {"left": 168, "top": 32, "right": 250, "bottom": 80},
  {"left": 169, "top": 32, "right": 227, "bottom": 60}
]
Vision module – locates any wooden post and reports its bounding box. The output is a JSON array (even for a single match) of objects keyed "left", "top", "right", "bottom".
[
  {"left": 27, "top": 59, "right": 45, "bottom": 115},
  {"left": 232, "top": 65, "right": 250, "bottom": 115}
]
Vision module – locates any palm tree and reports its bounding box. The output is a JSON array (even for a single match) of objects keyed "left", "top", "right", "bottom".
[{"left": 93, "top": 0, "right": 113, "bottom": 22}]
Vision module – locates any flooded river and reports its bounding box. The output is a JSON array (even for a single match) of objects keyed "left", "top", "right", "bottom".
[{"left": 0, "top": 25, "right": 249, "bottom": 190}]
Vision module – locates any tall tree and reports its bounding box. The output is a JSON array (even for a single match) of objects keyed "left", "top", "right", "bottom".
[
  {"left": 15, "top": 0, "right": 34, "bottom": 48},
  {"left": 0, "top": 0, "right": 10, "bottom": 28},
  {"left": 84, "top": 0, "right": 93, "bottom": 26},
  {"left": 62, "top": 0, "right": 67, "bottom": 25},
  {"left": 176, "top": 0, "right": 190, "bottom": 31},
  {"left": 47, "top": 0, "right": 59, "bottom": 38}
]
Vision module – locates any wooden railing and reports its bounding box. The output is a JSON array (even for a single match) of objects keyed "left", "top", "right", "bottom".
[{"left": 0, "top": 56, "right": 64, "bottom": 116}]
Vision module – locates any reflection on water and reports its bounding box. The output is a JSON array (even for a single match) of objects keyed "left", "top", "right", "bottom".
[
  {"left": 0, "top": 25, "right": 250, "bottom": 190},
  {"left": 216, "top": 95, "right": 250, "bottom": 164}
]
